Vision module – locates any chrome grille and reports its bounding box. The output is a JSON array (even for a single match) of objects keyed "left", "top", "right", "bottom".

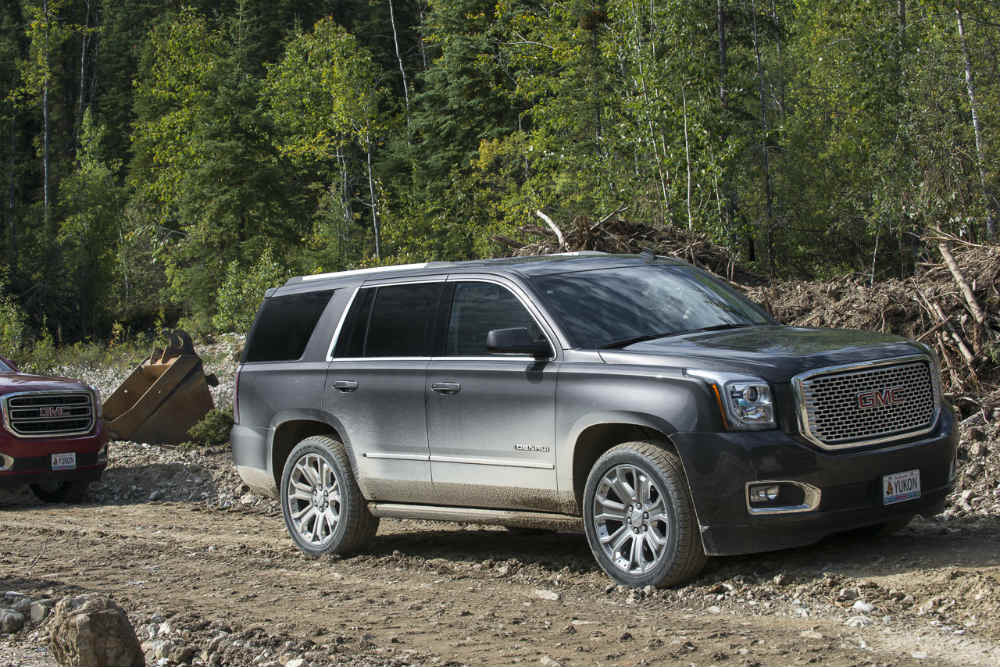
[
  {"left": 3, "top": 392, "right": 95, "bottom": 437},
  {"left": 794, "top": 358, "right": 938, "bottom": 449}
]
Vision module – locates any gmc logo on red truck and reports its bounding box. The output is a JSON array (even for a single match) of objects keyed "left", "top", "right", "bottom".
[{"left": 857, "top": 388, "right": 904, "bottom": 409}]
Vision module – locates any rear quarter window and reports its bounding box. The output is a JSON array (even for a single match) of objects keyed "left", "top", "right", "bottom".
[{"left": 244, "top": 290, "right": 335, "bottom": 362}]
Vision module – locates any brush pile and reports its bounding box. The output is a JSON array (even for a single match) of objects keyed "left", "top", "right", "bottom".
[
  {"left": 749, "top": 231, "right": 1000, "bottom": 407},
  {"left": 497, "top": 212, "right": 763, "bottom": 286},
  {"left": 506, "top": 217, "right": 999, "bottom": 407}
]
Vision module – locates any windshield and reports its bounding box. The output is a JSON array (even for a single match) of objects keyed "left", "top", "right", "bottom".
[{"left": 532, "top": 264, "right": 772, "bottom": 349}]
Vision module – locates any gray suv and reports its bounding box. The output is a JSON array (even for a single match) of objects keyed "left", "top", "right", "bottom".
[{"left": 232, "top": 253, "right": 957, "bottom": 587}]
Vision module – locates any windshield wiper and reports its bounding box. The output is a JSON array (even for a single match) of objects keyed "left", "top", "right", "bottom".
[
  {"left": 600, "top": 323, "right": 754, "bottom": 349},
  {"left": 600, "top": 331, "right": 681, "bottom": 349}
]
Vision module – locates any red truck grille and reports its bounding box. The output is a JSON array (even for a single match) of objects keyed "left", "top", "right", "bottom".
[{"left": 3, "top": 392, "right": 95, "bottom": 438}]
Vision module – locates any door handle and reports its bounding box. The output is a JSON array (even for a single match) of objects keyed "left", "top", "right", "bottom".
[
  {"left": 332, "top": 380, "right": 359, "bottom": 393},
  {"left": 430, "top": 382, "right": 461, "bottom": 395}
]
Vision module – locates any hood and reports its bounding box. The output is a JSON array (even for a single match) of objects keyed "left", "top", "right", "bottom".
[
  {"left": 598, "top": 325, "right": 926, "bottom": 383},
  {"left": 0, "top": 372, "right": 91, "bottom": 395}
]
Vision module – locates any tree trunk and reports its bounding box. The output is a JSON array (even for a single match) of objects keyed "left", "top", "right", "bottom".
[
  {"left": 76, "top": 0, "right": 91, "bottom": 141},
  {"left": 717, "top": 0, "right": 728, "bottom": 108},
  {"left": 337, "top": 146, "right": 352, "bottom": 267},
  {"left": 388, "top": 0, "right": 410, "bottom": 126},
  {"left": 365, "top": 136, "right": 381, "bottom": 260},
  {"left": 751, "top": 0, "right": 775, "bottom": 276},
  {"left": 629, "top": 3, "right": 669, "bottom": 222},
  {"left": 956, "top": 2, "right": 997, "bottom": 237},
  {"left": 682, "top": 85, "right": 693, "bottom": 230},
  {"left": 5, "top": 116, "right": 14, "bottom": 255},
  {"left": 43, "top": 0, "right": 50, "bottom": 234}
]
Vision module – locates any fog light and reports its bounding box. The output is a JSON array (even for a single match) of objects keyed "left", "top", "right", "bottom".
[
  {"left": 749, "top": 484, "right": 780, "bottom": 503},
  {"left": 0, "top": 453, "right": 13, "bottom": 471}
]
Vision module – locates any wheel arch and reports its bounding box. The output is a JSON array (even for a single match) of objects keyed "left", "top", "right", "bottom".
[
  {"left": 569, "top": 412, "right": 682, "bottom": 513},
  {"left": 269, "top": 411, "right": 355, "bottom": 488}
]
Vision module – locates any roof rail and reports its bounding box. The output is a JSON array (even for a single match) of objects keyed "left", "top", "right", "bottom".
[{"left": 299, "top": 262, "right": 435, "bottom": 282}]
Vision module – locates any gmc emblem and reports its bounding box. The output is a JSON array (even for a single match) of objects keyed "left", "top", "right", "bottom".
[
  {"left": 39, "top": 406, "right": 65, "bottom": 418},
  {"left": 857, "top": 388, "right": 904, "bottom": 409}
]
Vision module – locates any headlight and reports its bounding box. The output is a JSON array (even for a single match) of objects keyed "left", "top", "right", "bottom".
[
  {"left": 89, "top": 385, "right": 102, "bottom": 419},
  {"left": 687, "top": 370, "right": 776, "bottom": 431}
]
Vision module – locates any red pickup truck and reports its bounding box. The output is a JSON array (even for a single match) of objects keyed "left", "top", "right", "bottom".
[{"left": 0, "top": 356, "right": 108, "bottom": 502}]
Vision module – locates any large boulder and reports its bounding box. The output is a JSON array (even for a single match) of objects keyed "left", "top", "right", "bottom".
[{"left": 48, "top": 594, "right": 144, "bottom": 667}]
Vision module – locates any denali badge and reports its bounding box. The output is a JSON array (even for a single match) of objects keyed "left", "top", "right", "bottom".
[
  {"left": 39, "top": 406, "right": 65, "bottom": 418},
  {"left": 857, "top": 387, "right": 904, "bottom": 409},
  {"left": 514, "top": 444, "right": 550, "bottom": 453}
]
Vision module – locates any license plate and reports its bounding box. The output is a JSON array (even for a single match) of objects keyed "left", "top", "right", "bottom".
[
  {"left": 51, "top": 452, "right": 76, "bottom": 471},
  {"left": 883, "top": 469, "right": 920, "bottom": 505}
]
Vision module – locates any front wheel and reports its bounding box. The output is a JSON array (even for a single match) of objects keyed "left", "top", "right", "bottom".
[
  {"left": 583, "top": 441, "right": 706, "bottom": 588},
  {"left": 280, "top": 435, "right": 378, "bottom": 556},
  {"left": 30, "top": 480, "right": 90, "bottom": 503}
]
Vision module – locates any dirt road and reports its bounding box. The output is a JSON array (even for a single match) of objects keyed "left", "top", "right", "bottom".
[{"left": 3, "top": 446, "right": 1000, "bottom": 667}]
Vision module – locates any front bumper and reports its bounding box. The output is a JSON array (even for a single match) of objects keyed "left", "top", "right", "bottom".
[
  {"left": 0, "top": 420, "right": 109, "bottom": 489},
  {"left": 671, "top": 406, "right": 958, "bottom": 556}
]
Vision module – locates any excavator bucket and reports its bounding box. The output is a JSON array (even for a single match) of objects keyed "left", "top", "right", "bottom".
[{"left": 103, "top": 330, "right": 218, "bottom": 444}]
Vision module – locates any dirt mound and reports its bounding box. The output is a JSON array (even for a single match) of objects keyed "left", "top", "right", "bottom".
[
  {"left": 749, "top": 235, "right": 1000, "bottom": 402},
  {"left": 497, "top": 214, "right": 763, "bottom": 285}
]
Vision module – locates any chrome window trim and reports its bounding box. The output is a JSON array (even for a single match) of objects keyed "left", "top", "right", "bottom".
[
  {"left": 1, "top": 389, "right": 97, "bottom": 438},
  {"left": 791, "top": 354, "right": 941, "bottom": 451},
  {"left": 326, "top": 275, "right": 560, "bottom": 363},
  {"left": 745, "top": 480, "right": 821, "bottom": 515},
  {"left": 440, "top": 276, "right": 558, "bottom": 361},
  {"left": 325, "top": 278, "right": 446, "bottom": 362},
  {"left": 325, "top": 285, "right": 361, "bottom": 361}
]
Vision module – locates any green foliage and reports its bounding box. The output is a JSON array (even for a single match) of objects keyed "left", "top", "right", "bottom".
[
  {"left": 186, "top": 407, "right": 234, "bottom": 447},
  {"left": 2, "top": 0, "right": 1000, "bottom": 348},
  {"left": 0, "top": 278, "right": 29, "bottom": 359},
  {"left": 213, "top": 247, "right": 289, "bottom": 333}
]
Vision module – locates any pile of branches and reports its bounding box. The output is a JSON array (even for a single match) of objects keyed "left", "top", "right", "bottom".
[
  {"left": 495, "top": 210, "right": 763, "bottom": 286},
  {"left": 750, "top": 230, "right": 1000, "bottom": 409}
]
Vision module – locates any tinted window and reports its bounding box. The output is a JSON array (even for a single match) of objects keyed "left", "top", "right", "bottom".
[
  {"left": 333, "top": 288, "right": 374, "bottom": 358},
  {"left": 0, "top": 359, "right": 10, "bottom": 372},
  {"left": 244, "top": 290, "right": 335, "bottom": 362},
  {"left": 446, "top": 282, "right": 545, "bottom": 356},
  {"left": 335, "top": 283, "right": 443, "bottom": 358},
  {"left": 533, "top": 265, "right": 771, "bottom": 349}
]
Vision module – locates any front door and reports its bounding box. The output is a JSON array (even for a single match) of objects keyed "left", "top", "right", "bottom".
[{"left": 426, "top": 279, "right": 560, "bottom": 511}]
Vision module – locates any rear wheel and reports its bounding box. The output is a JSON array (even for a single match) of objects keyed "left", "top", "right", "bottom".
[
  {"left": 280, "top": 435, "right": 378, "bottom": 556},
  {"left": 30, "top": 480, "right": 90, "bottom": 503},
  {"left": 583, "top": 441, "right": 706, "bottom": 588}
]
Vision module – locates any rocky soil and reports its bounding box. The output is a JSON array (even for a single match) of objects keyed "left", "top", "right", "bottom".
[{"left": 2, "top": 336, "right": 1000, "bottom": 666}]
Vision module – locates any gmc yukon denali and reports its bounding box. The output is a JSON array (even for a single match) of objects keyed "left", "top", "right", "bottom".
[
  {"left": 232, "top": 253, "right": 957, "bottom": 587},
  {"left": 0, "top": 357, "right": 107, "bottom": 502}
]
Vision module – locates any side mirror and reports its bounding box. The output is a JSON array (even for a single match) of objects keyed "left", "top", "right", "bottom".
[
  {"left": 0, "top": 357, "right": 18, "bottom": 373},
  {"left": 486, "top": 327, "right": 552, "bottom": 358}
]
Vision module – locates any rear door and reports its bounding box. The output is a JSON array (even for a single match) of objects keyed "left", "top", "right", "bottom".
[
  {"left": 425, "top": 278, "right": 560, "bottom": 511},
  {"left": 326, "top": 280, "right": 445, "bottom": 504}
]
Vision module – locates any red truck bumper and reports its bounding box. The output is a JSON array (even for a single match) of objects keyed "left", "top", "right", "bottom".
[{"left": 0, "top": 419, "right": 109, "bottom": 489}]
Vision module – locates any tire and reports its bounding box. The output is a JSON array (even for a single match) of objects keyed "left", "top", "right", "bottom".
[
  {"left": 280, "top": 435, "right": 378, "bottom": 556},
  {"left": 583, "top": 441, "right": 706, "bottom": 588},
  {"left": 30, "top": 480, "right": 90, "bottom": 503}
]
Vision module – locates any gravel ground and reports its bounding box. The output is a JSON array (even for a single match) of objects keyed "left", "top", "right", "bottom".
[{"left": 2, "top": 335, "right": 1000, "bottom": 666}]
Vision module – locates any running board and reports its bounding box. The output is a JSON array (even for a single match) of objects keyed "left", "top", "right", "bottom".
[{"left": 368, "top": 502, "right": 584, "bottom": 532}]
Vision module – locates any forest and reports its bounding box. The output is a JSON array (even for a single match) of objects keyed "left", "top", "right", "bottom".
[{"left": 1, "top": 0, "right": 999, "bottom": 345}]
